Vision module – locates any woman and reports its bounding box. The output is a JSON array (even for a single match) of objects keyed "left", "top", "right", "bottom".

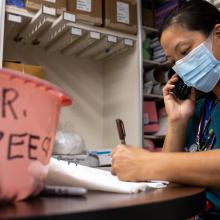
[{"left": 112, "top": 0, "right": 220, "bottom": 218}]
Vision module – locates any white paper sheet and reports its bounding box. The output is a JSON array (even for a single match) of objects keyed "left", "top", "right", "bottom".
[{"left": 46, "top": 158, "right": 168, "bottom": 194}]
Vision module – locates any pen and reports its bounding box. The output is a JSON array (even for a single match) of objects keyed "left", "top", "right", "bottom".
[{"left": 116, "top": 119, "right": 126, "bottom": 144}]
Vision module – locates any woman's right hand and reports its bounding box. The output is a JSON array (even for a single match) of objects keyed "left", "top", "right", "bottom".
[{"left": 163, "top": 74, "right": 196, "bottom": 124}]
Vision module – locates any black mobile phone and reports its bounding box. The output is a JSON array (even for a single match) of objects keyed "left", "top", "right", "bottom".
[{"left": 172, "top": 78, "right": 191, "bottom": 100}]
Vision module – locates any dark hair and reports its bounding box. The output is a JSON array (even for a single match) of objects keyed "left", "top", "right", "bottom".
[{"left": 160, "top": 0, "right": 220, "bottom": 38}]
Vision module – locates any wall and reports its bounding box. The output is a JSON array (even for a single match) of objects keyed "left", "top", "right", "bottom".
[
  {"left": 3, "top": 38, "right": 141, "bottom": 149},
  {"left": 4, "top": 41, "right": 104, "bottom": 148},
  {"left": 103, "top": 47, "right": 141, "bottom": 148}
]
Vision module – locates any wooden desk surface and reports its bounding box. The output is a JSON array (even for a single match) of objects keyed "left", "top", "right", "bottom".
[{"left": 0, "top": 184, "right": 206, "bottom": 220}]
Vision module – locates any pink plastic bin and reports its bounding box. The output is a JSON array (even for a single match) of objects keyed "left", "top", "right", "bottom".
[{"left": 0, "top": 68, "right": 72, "bottom": 201}]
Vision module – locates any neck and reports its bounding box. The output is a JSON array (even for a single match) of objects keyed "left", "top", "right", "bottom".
[{"left": 212, "top": 81, "right": 220, "bottom": 99}]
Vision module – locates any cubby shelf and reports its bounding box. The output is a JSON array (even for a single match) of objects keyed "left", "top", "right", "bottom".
[
  {"left": 143, "top": 59, "right": 171, "bottom": 69},
  {"left": 142, "top": 25, "right": 158, "bottom": 34},
  {"left": 5, "top": 5, "right": 136, "bottom": 60}
]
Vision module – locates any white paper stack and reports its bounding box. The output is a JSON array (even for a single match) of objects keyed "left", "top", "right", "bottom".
[{"left": 46, "top": 158, "right": 168, "bottom": 194}]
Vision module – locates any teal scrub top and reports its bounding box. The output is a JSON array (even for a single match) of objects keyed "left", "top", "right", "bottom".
[{"left": 186, "top": 96, "right": 220, "bottom": 215}]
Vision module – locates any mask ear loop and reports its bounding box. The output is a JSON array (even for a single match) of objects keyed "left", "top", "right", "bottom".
[{"left": 204, "top": 31, "right": 214, "bottom": 52}]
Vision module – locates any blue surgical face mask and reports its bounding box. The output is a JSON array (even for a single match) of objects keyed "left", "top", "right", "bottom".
[{"left": 173, "top": 34, "right": 220, "bottom": 93}]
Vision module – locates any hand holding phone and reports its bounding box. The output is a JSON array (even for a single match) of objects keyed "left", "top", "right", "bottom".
[{"left": 171, "top": 77, "right": 191, "bottom": 100}]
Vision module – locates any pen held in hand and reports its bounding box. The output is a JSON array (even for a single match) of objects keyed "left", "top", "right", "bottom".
[{"left": 116, "top": 119, "right": 126, "bottom": 145}]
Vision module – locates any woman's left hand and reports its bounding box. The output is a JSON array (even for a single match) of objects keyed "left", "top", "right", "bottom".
[{"left": 111, "top": 145, "right": 152, "bottom": 181}]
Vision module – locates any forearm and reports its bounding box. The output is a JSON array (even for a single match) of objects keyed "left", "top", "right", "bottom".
[
  {"left": 149, "top": 150, "right": 220, "bottom": 190},
  {"left": 162, "top": 120, "right": 188, "bottom": 152}
]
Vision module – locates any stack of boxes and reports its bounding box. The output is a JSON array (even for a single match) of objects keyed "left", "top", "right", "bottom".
[
  {"left": 25, "top": 0, "right": 67, "bottom": 15},
  {"left": 8, "top": 0, "right": 185, "bottom": 35},
  {"left": 67, "top": 0, "right": 103, "bottom": 26},
  {"left": 141, "top": 0, "right": 180, "bottom": 63},
  {"left": 144, "top": 101, "right": 168, "bottom": 136},
  {"left": 142, "top": 38, "right": 152, "bottom": 60},
  {"left": 104, "top": 0, "right": 137, "bottom": 34},
  {"left": 3, "top": 60, "right": 44, "bottom": 79},
  {"left": 144, "top": 101, "right": 159, "bottom": 134},
  {"left": 150, "top": 37, "right": 166, "bottom": 63},
  {"left": 20, "top": 0, "right": 138, "bottom": 34},
  {"left": 142, "top": 36, "right": 166, "bottom": 63},
  {"left": 5, "top": 1, "right": 138, "bottom": 77}
]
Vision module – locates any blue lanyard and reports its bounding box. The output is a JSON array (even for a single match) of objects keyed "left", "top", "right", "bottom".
[{"left": 196, "top": 98, "right": 216, "bottom": 151}]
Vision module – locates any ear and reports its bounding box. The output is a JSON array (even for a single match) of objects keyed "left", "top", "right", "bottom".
[
  {"left": 214, "top": 24, "right": 220, "bottom": 37},
  {"left": 213, "top": 24, "right": 220, "bottom": 60}
]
